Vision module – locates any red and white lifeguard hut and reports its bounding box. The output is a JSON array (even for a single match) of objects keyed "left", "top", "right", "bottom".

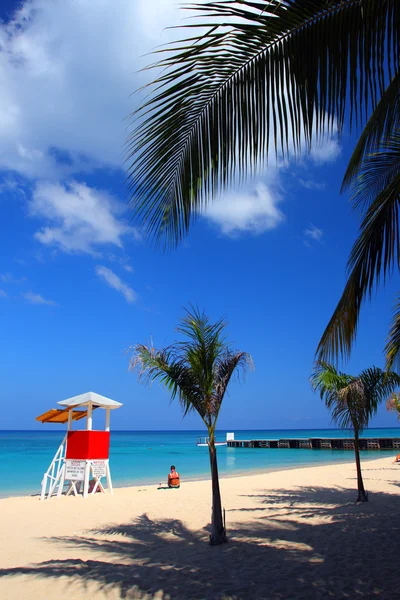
[{"left": 36, "top": 391, "right": 122, "bottom": 500}]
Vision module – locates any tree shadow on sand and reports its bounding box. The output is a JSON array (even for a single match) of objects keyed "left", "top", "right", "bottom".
[{"left": 1, "top": 487, "right": 400, "bottom": 599}]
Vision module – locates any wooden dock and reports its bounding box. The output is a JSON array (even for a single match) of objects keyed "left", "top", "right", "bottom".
[{"left": 227, "top": 437, "right": 400, "bottom": 450}]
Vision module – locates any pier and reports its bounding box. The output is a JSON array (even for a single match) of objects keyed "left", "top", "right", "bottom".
[{"left": 227, "top": 437, "right": 400, "bottom": 450}]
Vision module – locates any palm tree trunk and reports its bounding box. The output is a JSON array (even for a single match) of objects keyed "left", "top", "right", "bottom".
[
  {"left": 354, "top": 432, "right": 368, "bottom": 502},
  {"left": 208, "top": 433, "right": 227, "bottom": 546}
]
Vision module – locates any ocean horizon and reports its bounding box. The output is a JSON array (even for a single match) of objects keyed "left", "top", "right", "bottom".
[{"left": 1, "top": 427, "right": 400, "bottom": 498}]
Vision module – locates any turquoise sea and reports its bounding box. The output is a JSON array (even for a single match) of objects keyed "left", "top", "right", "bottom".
[{"left": 1, "top": 428, "right": 399, "bottom": 498}]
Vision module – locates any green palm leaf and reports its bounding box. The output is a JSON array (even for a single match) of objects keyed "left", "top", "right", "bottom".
[
  {"left": 385, "top": 295, "right": 400, "bottom": 371},
  {"left": 127, "top": 0, "right": 400, "bottom": 247},
  {"left": 311, "top": 361, "right": 400, "bottom": 432},
  {"left": 342, "top": 72, "right": 400, "bottom": 205},
  {"left": 129, "top": 306, "right": 252, "bottom": 426},
  {"left": 317, "top": 130, "right": 400, "bottom": 362}
]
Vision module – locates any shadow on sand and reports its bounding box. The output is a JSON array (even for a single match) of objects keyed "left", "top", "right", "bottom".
[{"left": 1, "top": 486, "right": 399, "bottom": 599}]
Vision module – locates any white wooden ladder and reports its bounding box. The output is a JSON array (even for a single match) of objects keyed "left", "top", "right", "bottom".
[{"left": 40, "top": 434, "right": 67, "bottom": 500}]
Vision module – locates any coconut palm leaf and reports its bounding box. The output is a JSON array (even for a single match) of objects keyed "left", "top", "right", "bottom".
[
  {"left": 311, "top": 361, "right": 400, "bottom": 430},
  {"left": 177, "top": 307, "right": 227, "bottom": 392},
  {"left": 385, "top": 295, "right": 400, "bottom": 371},
  {"left": 130, "top": 342, "right": 208, "bottom": 418},
  {"left": 311, "top": 361, "right": 358, "bottom": 429},
  {"left": 342, "top": 72, "right": 400, "bottom": 207},
  {"left": 345, "top": 129, "right": 400, "bottom": 211},
  {"left": 317, "top": 131, "right": 400, "bottom": 362},
  {"left": 129, "top": 307, "right": 252, "bottom": 425},
  {"left": 311, "top": 361, "right": 353, "bottom": 406},
  {"left": 214, "top": 350, "right": 251, "bottom": 406},
  {"left": 127, "top": 0, "right": 400, "bottom": 247},
  {"left": 359, "top": 366, "right": 400, "bottom": 412}
]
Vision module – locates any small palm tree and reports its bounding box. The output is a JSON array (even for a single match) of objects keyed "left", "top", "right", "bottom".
[
  {"left": 128, "top": 307, "right": 252, "bottom": 545},
  {"left": 311, "top": 361, "right": 400, "bottom": 502}
]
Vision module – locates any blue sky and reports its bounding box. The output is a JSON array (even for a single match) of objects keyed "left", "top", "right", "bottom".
[{"left": 1, "top": 0, "right": 399, "bottom": 431}]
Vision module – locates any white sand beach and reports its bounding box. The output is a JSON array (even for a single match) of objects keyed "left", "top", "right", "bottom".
[{"left": 0, "top": 456, "right": 399, "bottom": 599}]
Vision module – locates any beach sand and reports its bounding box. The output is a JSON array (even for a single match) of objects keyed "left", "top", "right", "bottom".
[{"left": 0, "top": 456, "right": 399, "bottom": 599}]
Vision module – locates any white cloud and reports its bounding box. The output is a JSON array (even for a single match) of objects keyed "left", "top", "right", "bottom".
[
  {"left": 123, "top": 264, "right": 134, "bottom": 273},
  {"left": 205, "top": 181, "right": 284, "bottom": 236},
  {"left": 0, "top": 2, "right": 341, "bottom": 182},
  {"left": 0, "top": 290, "right": 7, "bottom": 298},
  {"left": 0, "top": 0, "right": 180, "bottom": 180},
  {"left": 95, "top": 265, "right": 137, "bottom": 303},
  {"left": 202, "top": 118, "right": 339, "bottom": 237},
  {"left": 0, "top": 272, "right": 27, "bottom": 283},
  {"left": 304, "top": 225, "right": 323, "bottom": 242},
  {"left": 0, "top": 176, "right": 26, "bottom": 196},
  {"left": 0, "top": 1, "right": 341, "bottom": 246},
  {"left": 309, "top": 137, "right": 341, "bottom": 164},
  {"left": 298, "top": 178, "right": 327, "bottom": 191},
  {"left": 30, "top": 181, "right": 138, "bottom": 255},
  {"left": 22, "top": 291, "right": 57, "bottom": 305}
]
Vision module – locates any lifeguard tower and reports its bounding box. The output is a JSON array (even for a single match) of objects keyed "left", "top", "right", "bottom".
[{"left": 36, "top": 391, "right": 122, "bottom": 500}]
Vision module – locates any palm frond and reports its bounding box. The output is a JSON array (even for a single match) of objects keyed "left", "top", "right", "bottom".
[
  {"left": 128, "top": 307, "right": 252, "bottom": 426},
  {"left": 317, "top": 162, "right": 400, "bottom": 362},
  {"left": 330, "top": 395, "right": 356, "bottom": 430},
  {"left": 213, "top": 350, "right": 253, "bottom": 416},
  {"left": 310, "top": 360, "right": 351, "bottom": 390},
  {"left": 385, "top": 294, "right": 400, "bottom": 371},
  {"left": 311, "top": 361, "right": 352, "bottom": 399},
  {"left": 127, "top": 0, "right": 400, "bottom": 247},
  {"left": 345, "top": 130, "right": 400, "bottom": 212},
  {"left": 129, "top": 342, "right": 210, "bottom": 420},
  {"left": 342, "top": 72, "right": 400, "bottom": 203},
  {"left": 311, "top": 361, "right": 400, "bottom": 433},
  {"left": 358, "top": 366, "right": 400, "bottom": 410},
  {"left": 177, "top": 306, "right": 227, "bottom": 400}
]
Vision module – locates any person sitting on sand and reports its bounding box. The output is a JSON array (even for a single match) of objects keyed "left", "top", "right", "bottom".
[
  {"left": 393, "top": 454, "right": 400, "bottom": 464},
  {"left": 168, "top": 465, "right": 180, "bottom": 488}
]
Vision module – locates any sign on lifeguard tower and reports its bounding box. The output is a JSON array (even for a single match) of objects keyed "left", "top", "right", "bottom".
[{"left": 36, "top": 391, "right": 122, "bottom": 500}]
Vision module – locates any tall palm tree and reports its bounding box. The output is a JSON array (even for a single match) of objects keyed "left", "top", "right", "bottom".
[
  {"left": 128, "top": 307, "right": 252, "bottom": 545},
  {"left": 127, "top": 0, "right": 399, "bottom": 250},
  {"left": 311, "top": 361, "right": 400, "bottom": 502}
]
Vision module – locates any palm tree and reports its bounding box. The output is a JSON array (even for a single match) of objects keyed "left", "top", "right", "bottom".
[
  {"left": 311, "top": 361, "right": 400, "bottom": 502},
  {"left": 128, "top": 307, "right": 252, "bottom": 545}
]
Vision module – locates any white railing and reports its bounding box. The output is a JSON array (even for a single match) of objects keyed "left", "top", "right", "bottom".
[
  {"left": 196, "top": 436, "right": 209, "bottom": 445},
  {"left": 40, "top": 433, "right": 67, "bottom": 500}
]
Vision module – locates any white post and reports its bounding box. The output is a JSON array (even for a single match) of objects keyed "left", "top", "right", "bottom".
[
  {"left": 67, "top": 409, "right": 73, "bottom": 431},
  {"left": 83, "top": 460, "right": 91, "bottom": 498},
  {"left": 105, "top": 408, "right": 110, "bottom": 432},
  {"left": 87, "top": 403, "right": 93, "bottom": 431},
  {"left": 106, "top": 461, "right": 113, "bottom": 495},
  {"left": 40, "top": 475, "right": 47, "bottom": 501},
  {"left": 57, "top": 464, "right": 66, "bottom": 498}
]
